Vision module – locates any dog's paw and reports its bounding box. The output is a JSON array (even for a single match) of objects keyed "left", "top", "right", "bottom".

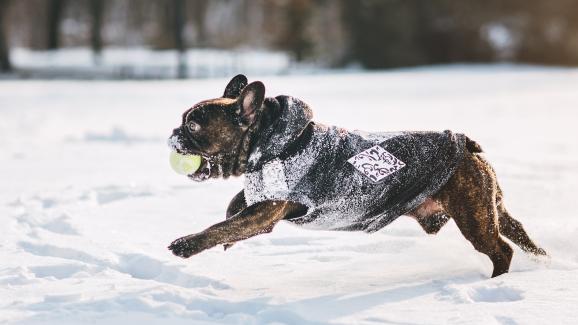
[
  {"left": 535, "top": 247, "right": 548, "bottom": 256},
  {"left": 168, "top": 233, "right": 209, "bottom": 258}
]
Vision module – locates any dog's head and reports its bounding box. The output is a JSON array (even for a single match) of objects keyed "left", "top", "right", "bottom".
[{"left": 168, "top": 75, "right": 266, "bottom": 181}]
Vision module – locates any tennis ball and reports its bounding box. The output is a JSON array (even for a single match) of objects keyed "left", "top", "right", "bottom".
[{"left": 169, "top": 151, "right": 202, "bottom": 175}]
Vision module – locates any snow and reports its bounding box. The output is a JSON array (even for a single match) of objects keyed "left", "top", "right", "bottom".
[
  {"left": 1, "top": 66, "right": 578, "bottom": 324},
  {"left": 8, "top": 47, "right": 292, "bottom": 79}
]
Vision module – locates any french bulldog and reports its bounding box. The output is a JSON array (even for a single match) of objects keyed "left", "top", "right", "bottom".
[{"left": 167, "top": 75, "right": 546, "bottom": 278}]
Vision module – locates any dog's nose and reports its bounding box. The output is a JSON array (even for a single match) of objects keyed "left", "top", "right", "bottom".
[
  {"left": 171, "top": 127, "right": 182, "bottom": 137},
  {"left": 168, "top": 127, "right": 184, "bottom": 152}
]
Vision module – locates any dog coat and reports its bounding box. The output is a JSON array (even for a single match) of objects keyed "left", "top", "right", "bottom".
[{"left": 244, "top": 96, "right": 466, "bottom": 233}]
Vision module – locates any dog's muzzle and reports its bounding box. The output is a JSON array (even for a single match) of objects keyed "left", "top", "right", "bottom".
[{"left": 167, "top": 130, "right": 212, "bottom": 182}]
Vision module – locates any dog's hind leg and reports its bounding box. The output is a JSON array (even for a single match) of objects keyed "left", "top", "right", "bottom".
[
  {"left": 451, "top": 203, "right": 513, "bottom": 278},
  {"left": 436, "top": 152, "right": 513, "bottom": 277},
  {"left": 495, "top": 188, "right": 547, "bottom": 256}
]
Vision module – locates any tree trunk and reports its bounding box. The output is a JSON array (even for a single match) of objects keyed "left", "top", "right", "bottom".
[
  {"left": 47, "top": 0, "right": 64, "bottom": 50},
  {"left": 173, "top": 0, "right": 186, "bottom": 78},
  {"left": 90, "top": 0, "right": 104, "bottom": 62},
  {"left": 285, "top": 0, "right": 312, "bottom": 62},
  {"left": 190, "top": 0, "right": 208, "bottom": 47},
  {"left": 0, "top": 0, "right": 11, "bottom": 72}
]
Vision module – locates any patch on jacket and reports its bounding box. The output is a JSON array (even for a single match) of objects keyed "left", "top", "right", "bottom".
[{"left": 347, "top": 145, "right": 406, "bottom": 183}]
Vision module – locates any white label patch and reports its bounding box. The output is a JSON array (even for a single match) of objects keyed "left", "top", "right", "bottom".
[{"left": 347, "top": 145, "right": 406, "bottom": 183}]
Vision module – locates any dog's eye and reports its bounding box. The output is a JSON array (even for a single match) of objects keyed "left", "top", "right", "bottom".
[{"left": 187, "top": 121, "right": 201, "bottom": 133}]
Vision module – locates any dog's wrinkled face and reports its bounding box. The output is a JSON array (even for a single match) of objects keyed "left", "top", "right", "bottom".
[{"left": 168, "top": 75, "right": 265, "bottom": 181}]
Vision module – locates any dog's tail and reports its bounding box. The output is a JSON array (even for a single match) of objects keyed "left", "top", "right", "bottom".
[
  {"left": 465, "top": 136, "right": 483, "bottom": 153},
  {"left": 496, "top": 199, "right": 548, "bottom": 256}
]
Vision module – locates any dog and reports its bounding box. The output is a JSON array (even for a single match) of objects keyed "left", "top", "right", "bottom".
[{"left": 167, "top": 74, "right": 546, "bottom": 278}]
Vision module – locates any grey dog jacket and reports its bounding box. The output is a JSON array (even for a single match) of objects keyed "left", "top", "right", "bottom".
[{"left": 244, "top": 96, "right": 466, "bottom": 233}]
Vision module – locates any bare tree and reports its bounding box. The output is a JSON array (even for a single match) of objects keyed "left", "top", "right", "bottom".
[
  {"left": 0, "top": 0, "right": 11, "bottom": 72},
  {"left": 173, "top": 0, "right": 186, "bottom": 78},
  {"left": 90, "top": 0, "right": 104, "bottom": 63},
  {"left": 281, "top": 0, "right": 313, "bottom": 62},
  {"left": 46, "top": 0, "right": 64, "bottom": 49},
  {"left": 189, "top": 0, "right": 208, "bottom": 47}
]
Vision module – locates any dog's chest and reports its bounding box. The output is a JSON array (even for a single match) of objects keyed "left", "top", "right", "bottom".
[
  {"left": 244, "top": 146, "right": 317, "bottom": 206},
  {"left": 245, "top": 159, "right": 290, "bottom": 205}
]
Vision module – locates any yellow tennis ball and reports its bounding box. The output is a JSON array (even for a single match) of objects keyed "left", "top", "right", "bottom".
[{"left": 169, "top": 151, "right": 202, "bottom": 175}]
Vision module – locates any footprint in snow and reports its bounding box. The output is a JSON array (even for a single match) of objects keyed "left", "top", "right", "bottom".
[
  {"left": 28, "top": 264, "right": 88, "bottom": 280},
  {"left": 17, "top": 213, "right": 79, "bottom": 236},
  {"left": 19, "top": 242, "right": 230, "bottom": 290},
  {"left": 117, "top": 254, "right": 230, "bottom": 290},
  {"left": 19, "top": 242, "right": 104, "bottom": 266},
  {"left": 439, "top": 282, "right": 524, "bottom": 303},
  {"left": 468, "top": 284, "right": 524, "bottom": 303}
]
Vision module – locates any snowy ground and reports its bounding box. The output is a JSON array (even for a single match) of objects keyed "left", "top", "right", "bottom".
[
  {"left": 5, "top": 47, "right": 292, "bottom": 79},
  {"left": 1, "top": 66, "right": 578, "bottom": 324}
]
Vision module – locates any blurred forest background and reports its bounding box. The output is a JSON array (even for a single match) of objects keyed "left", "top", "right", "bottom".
[{"left": 1, "top": 0, "right": 578, "bottom": 78}]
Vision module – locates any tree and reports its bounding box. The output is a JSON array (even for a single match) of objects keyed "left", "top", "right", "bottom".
[
  {"left": 89, "top": 0, "right": 104, "bottom": 63},
  {"left": 0, "top": 0, "right": 11, "bottom": 72},
  {"left": 281, "top": 0, "right": 313, "bottom": 62},
  {"left": 189, "top": 0, "right": 208, "bottom": 47},
  {"left": 46, "top": 0, "right": 64, "bottom": 50},
  {"left": 173, "top": 0, "right": 186, "bottom": 78}
]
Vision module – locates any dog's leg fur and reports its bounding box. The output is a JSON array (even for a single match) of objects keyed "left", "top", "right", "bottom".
[
  {"left": 435, "top": 151, "right": 513, "bottom": 277},
  {"left": 223, "top": 190, "right": 248, "bottom": 250},
  {"left": 409, "top": 142, "right": 546, "bottom": 277},
  {"left": 168, "top": 200, "right": 305, "bottom": 258}
]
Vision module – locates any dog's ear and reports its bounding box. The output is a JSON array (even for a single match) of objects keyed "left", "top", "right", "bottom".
[
  {"left": 237, "top": 81, "right": 265, "bottom": 125},
  {"left": 223, "top": 74, "right": 248, "bottom": 99}
]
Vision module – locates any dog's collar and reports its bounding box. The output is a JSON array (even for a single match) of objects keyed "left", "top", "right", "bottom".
[{"left": 246, "top": 96, "right": 313, "bottom": 172}]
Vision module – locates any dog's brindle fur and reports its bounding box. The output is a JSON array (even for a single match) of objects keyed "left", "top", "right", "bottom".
[{"left": 168, "top": 75, "right": 546, "bottom": 278}]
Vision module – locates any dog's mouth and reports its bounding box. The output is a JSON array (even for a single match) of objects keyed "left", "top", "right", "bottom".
[
  {"left": 187, "top": 156, "right": 212, "bottom": 182},
  {"left": 168, "top": 134, "right": 214, "bottom": 182},
  {"left": 168, "top": 134, "right": 239, "bottom": 182}
]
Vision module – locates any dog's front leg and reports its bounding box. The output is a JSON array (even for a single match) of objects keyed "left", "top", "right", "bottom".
[{"left": 168, "top": 200, "right": 305, "bottom": 258}]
